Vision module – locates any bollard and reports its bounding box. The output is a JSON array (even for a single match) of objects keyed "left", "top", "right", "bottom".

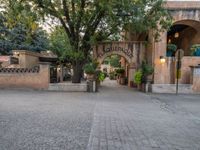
[{"left": 87, "top": 80, "right": 98, "bottom": 92}]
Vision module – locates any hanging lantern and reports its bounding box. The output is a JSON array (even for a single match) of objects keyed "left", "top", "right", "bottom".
[
  {"left": 168, "top": 38, "right": 171, "bottom": 43},
  {"left": 174, "top": 32, "right": 179, "bottom": 38}
]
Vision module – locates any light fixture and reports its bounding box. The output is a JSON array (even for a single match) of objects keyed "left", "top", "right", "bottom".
[
  {"left": 160, "top": 56, "right": 166, "bottom": 64},
  {"left": 13, "top": 52, "right": 20, "bottom": 56},
  {"left": 168, "top": 38, "right": 171, "bottom": 43},
  {"left": 174, "top": 32, "right": 179, "bottom": 38}
]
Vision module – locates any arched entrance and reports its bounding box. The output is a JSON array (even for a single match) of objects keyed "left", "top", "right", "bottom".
[
  {"left": 167, "top": 19, "right": 200, "bottom": 56},
  {"left": 100, "top": 54, "right": 130, "bottom": 85},
  {"left": 166, "top": 19, "right": 200, "bottom": 84},
  {"left": 93, "top": 41, "right": 146, "bottom": 86}
]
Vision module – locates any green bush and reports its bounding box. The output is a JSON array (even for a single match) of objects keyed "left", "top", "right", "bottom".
[
  {"left": 109, "top": 72, "right": 115, "bottom": 80},
  {"left": 141, "top": 61, "right": 154, "bottom": 76},
  {"left": 190, "top": 44, "right": 200, "bottom": 56},
  {"left": 84, "top": 63, "right": 95, "bottom": 74},
  {"left": 115, "top": 68, "right": 125, "bottom": 75},
  {"left": 98, "top": 72, "right": 106, "bottom": 82},
  {"left": 167, "top": 44, "right": 177, "bottom": 57},
  {"left": 134, "top": 70, "right": 143, "bottom": 84},
  {"left": 167, "top": 44, "right": 177, "bottom": 51},
  {"left": 92, "top": 59, "right": 99, "bottom": 70}
]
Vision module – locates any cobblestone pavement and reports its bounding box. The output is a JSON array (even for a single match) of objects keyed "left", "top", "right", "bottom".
[
  {"left": 1, "top": 79, "right": 200, "bottom": 150},
  {"left": 0, "top": 90, "right": 96, "bottom": 150},
  {"left": 87, "top": 79, "right": 200, "bottom": 150}
]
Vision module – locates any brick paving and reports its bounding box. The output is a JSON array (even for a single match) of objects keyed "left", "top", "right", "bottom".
[
  {"left": 87, "top": 79, "right": 200, "bottom": 150},
  {"left": 1, "top": 79, "right": 200, "bottom": 150}
]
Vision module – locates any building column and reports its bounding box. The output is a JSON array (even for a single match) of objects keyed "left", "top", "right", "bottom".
[
  {"left": 128, "top": 63, "right": 136, "bottom": 87},
  {"left": 153, "top": 31, "right": 171, "bottom": 84}
]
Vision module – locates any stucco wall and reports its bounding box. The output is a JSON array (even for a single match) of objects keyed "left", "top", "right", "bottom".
[
  {"left": 191, "top": 67, "right": 200, "bottom": 92},
  {"left": 180, "top": 57, "right": 200, "bottom": 84},
  {"left": 0, "top": 64, "right": 50, "bottom": 90},
  {"left": 13, "top": 50, "right": 40, "bottom": 68}
]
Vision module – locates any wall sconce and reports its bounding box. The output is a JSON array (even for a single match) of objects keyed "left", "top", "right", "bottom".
[
  {"left": 174, "top": 32, "right": 179, "bottom": 38},
  {"left": 168, "top": 38, "right": 171, "bottom": 43},
  {"left": 160, "top": 56, "right": 166, "bottom": 64}
]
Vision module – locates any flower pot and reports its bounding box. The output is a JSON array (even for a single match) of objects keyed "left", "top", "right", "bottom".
[
  {"left": 147, "top": 74, "right": 153, "bottom": 83},
  {"left": 137, "top": 84, "right": 141, "bottom": 90},
  {"left": 87, "top": 74, "right": 95, "bottom": 80},
  {"left": 120, "top": 77, "right": 126, "bottom": 85}
]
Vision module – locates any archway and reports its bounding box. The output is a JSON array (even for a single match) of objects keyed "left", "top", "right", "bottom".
[
  {"left": 166, "top": 19, "right": 200, "bottom": 84},
  {"left": 167, "top": 19, "right": 200, "bottom": 56},
  {"left": 93, "top": 41, "right": 146, "bottom": 87},
  {"left": 99, "top": 54, "right": 130, "bottom": 86}
]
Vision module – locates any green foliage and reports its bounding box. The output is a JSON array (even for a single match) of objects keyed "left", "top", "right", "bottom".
[
  {"left": 4, "top": 0, "right": 172, "bottom": 82},
  {"left": 133, "top": 61, "right": 154, "bottom": 84},
  {"left": 167, "top": 44, "right": 177, "bottom": 57},
  {"left": 110, "top": 55, "right": 121, "bottom": 68},
  {"left": 141, "top": 61, "right": 154, "bottom": 77},
  {"left": 109, "top": 72, "right": 116, "bottom": 80},
  {"left": 49, "top": 27, "right": 71, "bottom": 58},
  {"left": 115, "top": 68, "right": 125, "bottom": 75},
  {"left": 0, "top": 1, "right": 49, "bottom": 54},
  {"left": 18, "top": 0, "right": 171, "bottom": 54},
  {"left": 98, "top": 72, "right": 106, "bottom": 82},
  {"left": 167, "top": 44, "right": 177, "bottom": 52},
  {"left": 84, "top": 63, "right": 96, "bottom": 75},
  {"left": 103, "top": 55, "right": 121, "bottom": 67},
  {"left": 190, "top": 44, "right": 200, "bottom": 56},
  {"left": 134, "top": 70, "right": 143, "bottom": 85},
  {"left": 92, "top": 59, "right": 99, "bottom": 70}
]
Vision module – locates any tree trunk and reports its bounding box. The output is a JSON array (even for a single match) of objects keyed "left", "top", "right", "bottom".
[{"left": 72, "top": 63, "right": 83, "bottom": 83}]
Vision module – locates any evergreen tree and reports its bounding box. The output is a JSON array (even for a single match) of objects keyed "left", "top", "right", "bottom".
[{"left": 0, "top": 1, "right": 49, "bottom": 55}]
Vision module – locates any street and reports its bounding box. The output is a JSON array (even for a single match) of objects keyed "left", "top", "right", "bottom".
[{"left": 1, "top": 79, "right": 200, "bottom": 150}]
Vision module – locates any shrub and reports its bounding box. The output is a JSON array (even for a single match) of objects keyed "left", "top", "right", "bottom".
[
  {"left": 109, "top": 72, "right": 115, "bottom": 80},
  {"left": 167, "top": 44, "right": 177, "bottom": 57},
  {"left": 98, "top": 72, "right": 106, "bottom": 82},
  {"left": 141, "top": 61, "right": 154, "bottom": 76},
  {"left": 84, "top": 63, "right": 95, "bottom": 74},
  {"left": 190, "top": 44, "right": 200, "bottom": 56},
  {"left": 133, "top": 70, "right": 143, "bottom": 84},
  {"left": 115, "top": 68, "right": 125, "bottom": 75}
]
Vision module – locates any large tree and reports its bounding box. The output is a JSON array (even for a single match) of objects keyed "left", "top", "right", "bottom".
[{"left": 8, "top": 0, "right": 171, "bottom": 83}]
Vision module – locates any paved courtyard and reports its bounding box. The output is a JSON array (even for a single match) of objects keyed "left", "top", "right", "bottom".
[{"left": 1, "top": 80, "right": 200, "bottom": 150}]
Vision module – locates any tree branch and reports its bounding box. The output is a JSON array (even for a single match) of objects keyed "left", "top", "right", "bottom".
[
  {"left": 75, "top": 0, "right": 85, "bottom": 43},
  {"left": 62, "top": 0, "right": 75, "bottom": 39}
]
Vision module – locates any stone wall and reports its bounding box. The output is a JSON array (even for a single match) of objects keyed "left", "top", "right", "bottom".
[{"left": 0, "top": 64, "right": 50, "bottom": 90}]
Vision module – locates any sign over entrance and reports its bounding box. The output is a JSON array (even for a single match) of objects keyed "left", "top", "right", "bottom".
[
  {"left": 93, "top": 41, "right": 143, "bottom": 64},
  {"left": 101, "top": 43, "right": 134, "bottom": 59}
]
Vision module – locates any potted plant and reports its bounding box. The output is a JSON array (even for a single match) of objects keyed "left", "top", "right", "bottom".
[
  {"left": 141, "top": 61, "right": 154, "bottom": 92},
  {"left": 98, "top": 72, "right": 106, "bottom": 82},
  {"left": 115, "top": 68, "right": 125, "bottom": 85},
  {"left": 167, "top": 44, "right": 177, "bottom": 57},
  {"left": 95, "top": 70, "right": 106, "bottom": 86},
  {"left": 133, "top": 70, "right": 143, "bottom": 90},
  {"left": 191, "top": 44, "right": 200, "bottom": 56},
  {"left": 84, "top": 63, "right": 95, "bottom": 80},
  {"left": 133, "top": 62, "right": 154, "bottom": 91},
  {"left": 141, "top": 61, "right": 154, "bottom": 83}
]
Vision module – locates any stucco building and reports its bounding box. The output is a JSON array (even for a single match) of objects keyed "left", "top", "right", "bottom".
[{"left": 94, "top": 1, "right": 200, "bottom": 93}]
